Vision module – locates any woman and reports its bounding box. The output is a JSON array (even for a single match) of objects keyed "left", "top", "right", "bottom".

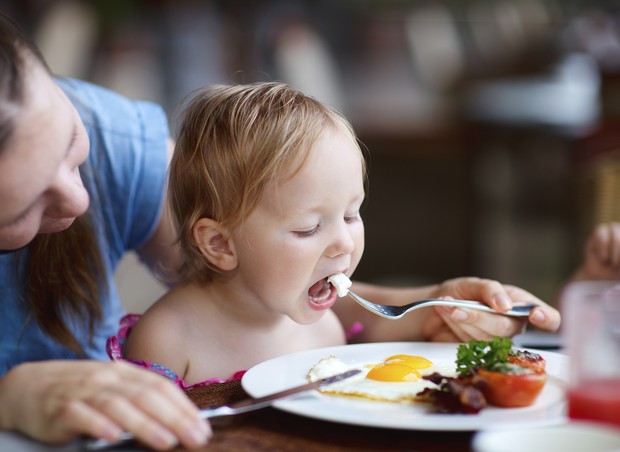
[
  {"left": 0, "top": 12, "right": 210, "bottom": 450},
  {"left": 0, "top": 11, "right": 559, "bottom": 450}
]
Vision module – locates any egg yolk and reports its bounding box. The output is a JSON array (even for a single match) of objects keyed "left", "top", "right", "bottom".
[
  {"left": 366, "top": 354, "right": 434, "bottom": 382},
  {"left": 367, "top": 363, "right": 421, "bottom": 382},
  {"left": 385, "top": 354, "right": 432, "bottom": 370}
]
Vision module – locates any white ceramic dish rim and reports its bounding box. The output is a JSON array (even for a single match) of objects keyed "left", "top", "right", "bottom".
[{"left": 241, "top": 341, "right": 569, "bottom": 431}]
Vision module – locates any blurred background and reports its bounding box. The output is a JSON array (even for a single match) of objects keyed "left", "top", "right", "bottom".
[{"left": 4, "top": 0, "right": 620, "bottom": 312}]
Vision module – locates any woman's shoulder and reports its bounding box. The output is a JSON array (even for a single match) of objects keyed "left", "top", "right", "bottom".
[
  {"left": 58, "top": 78, "right": 171, "bottom": 254},
  {"left": 55, "top": 77, "right": 168, "bottom": 140}
]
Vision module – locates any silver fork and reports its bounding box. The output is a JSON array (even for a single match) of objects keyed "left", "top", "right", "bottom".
[{"left": 347, "top": 291, "right": 536, "bottom": 320}]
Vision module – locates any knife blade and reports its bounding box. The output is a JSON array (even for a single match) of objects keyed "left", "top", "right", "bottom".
[
  {"left": 200, "top": 368, "right": 361, "bottom": 418},
  {"left": 86, "top": 368, "right": 361, "bottom": 450}
]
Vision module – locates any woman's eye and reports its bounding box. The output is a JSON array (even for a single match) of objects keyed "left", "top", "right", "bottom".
[
  {"left": 344, "top": 213, "right": 360, "bottom": 224},
  {"left": 294, "top": 226, "right": 319, "bottom": 238}
]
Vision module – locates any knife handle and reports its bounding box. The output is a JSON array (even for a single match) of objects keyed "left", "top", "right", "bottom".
[{"left": 86, "top": 407, "right": 232, "bottom": 450}]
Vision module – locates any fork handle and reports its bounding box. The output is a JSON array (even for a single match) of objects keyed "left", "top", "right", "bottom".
[{"left": 422, "top": 299, "right": 536, "bottom": 317}]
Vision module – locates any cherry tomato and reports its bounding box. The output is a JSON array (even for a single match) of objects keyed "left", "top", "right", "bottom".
[
  {"left": 474, "top": 368, "right": 547, "bottom": 408},
  {"left": 508, "top": 350, "right": 546, "bottom": 374}
]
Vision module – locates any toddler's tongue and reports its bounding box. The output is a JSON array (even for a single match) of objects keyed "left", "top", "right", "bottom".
[{"left": 308, "top": 278, "right": 330, "bottom": 299}]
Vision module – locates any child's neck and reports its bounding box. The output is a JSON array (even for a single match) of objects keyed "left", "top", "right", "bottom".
[
  {"left": 178, "top": 280, "right": 346, "bottom": 383},
  {"left": 193, "top": 279, "right": 290, "bottom": 330}
]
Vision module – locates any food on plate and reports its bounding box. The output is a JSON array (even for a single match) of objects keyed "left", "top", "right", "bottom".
[
  {"left": 307, "top": 354, "right": 456, "bottom": 403},
  {"left": 419, "top": 337, "right": 547, "bottom": 412},
  {"left": 416, "top": 373, "right": 487, "bottom": 414},
  {"left": 457, "top": 337, "right": 547, "bottom": 408},
  {"left": 306, "top": 339, "right": 547, "bottom": 413},
  {"left": 327, "top": 273, "right": 352, "bottom": 297},
  {"left": 473, "top": 367, "right": 547, "bottom": 408},
  {"left": 507, "top": 349, "right": 547, "bottom": 374},
  {"left": 455, "top": 336, "right": 513, "bottom": 376}
]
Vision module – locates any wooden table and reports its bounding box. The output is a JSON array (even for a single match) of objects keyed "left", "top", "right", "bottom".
[{"left": 185, "top": 380, "right": 475, "bottom": 451}]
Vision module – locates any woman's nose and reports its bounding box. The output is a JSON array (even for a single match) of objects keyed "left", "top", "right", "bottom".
[{"left": 45, "top": 167, "right": 89, "bottom": 219}]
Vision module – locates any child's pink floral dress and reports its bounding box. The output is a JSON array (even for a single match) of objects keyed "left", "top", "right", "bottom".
[
  {"left": 107, "top": 314, "right": 364, "bottom": 391},
  {"left": 106, "top": 314, "right": 246, "bottom": 390}
]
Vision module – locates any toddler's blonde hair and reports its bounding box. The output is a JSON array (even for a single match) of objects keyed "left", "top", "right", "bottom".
[{"left": 169, "top": 82, "right": 365, "bottom": 282}]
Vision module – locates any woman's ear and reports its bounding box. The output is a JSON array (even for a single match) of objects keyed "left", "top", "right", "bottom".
[{"left": 192, "top": 218, "right": 238, "bottom": 271}]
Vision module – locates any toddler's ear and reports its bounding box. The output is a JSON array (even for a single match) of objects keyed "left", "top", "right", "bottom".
[{"left": 192, "top": 218, "right": 238, "bottom": 271}]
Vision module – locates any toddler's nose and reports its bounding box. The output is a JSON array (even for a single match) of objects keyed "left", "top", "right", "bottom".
[{"left": 327, "top": 223, "right": 356, "bottom": 258}]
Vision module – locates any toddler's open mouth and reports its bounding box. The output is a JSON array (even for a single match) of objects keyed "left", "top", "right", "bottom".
[{"left": 307, "top": 278, "right": 337, "bottom": 310}]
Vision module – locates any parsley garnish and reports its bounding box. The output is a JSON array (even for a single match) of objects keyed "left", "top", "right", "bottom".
[{"left": 456, "top": 337, "right": 513, "bottom": 376}]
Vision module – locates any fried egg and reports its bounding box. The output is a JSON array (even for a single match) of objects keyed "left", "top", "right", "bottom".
[{"left": 307, "top": 354, "right": 456, "bottom": 403}]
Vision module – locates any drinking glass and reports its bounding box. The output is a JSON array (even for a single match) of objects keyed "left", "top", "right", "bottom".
[{"left": 562, "top": 281, "right": 620, "bottom": 428}]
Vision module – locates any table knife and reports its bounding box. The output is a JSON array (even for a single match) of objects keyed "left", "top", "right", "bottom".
[{"left": 87, "top": 368, "right": 361, "bottom": 450}]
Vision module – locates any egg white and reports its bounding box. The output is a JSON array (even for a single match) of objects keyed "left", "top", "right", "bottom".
[{"left": 307, "top": 355, "right": 457, "bottom": 403}]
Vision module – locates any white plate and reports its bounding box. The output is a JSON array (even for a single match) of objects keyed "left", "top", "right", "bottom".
[
  {"left": 472, "top": 421, "right": 620, "bottom": 452},
  {"left": 241, "top": 342, "right": 569, "bottom": 431}
]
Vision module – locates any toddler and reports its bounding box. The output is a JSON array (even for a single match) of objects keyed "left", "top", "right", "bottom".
[{"left": 118, "top": 82, "right": 366, "bottom": 387}]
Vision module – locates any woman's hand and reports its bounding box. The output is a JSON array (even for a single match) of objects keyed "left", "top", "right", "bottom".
[
  {"left": 421, "top": 277, "right": 561, "bottom": 342},
  {"left": 340, "top": 278, "right": 560, "bottom": 344},
  {"left": 0, "top": 360, "right": 210, "bottom": 450}
]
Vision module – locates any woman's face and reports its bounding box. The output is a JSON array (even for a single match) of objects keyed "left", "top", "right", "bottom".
[{"left": 0, "top": 58, "right": 89, "bottom": 250}]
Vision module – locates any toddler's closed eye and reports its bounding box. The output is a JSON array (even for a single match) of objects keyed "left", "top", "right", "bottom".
[
  {"left": 344, "top": 213, "right": 361, "bottom": 224},
  {"left": 294, "top": 225, "right": 319, "bottom": 238}
]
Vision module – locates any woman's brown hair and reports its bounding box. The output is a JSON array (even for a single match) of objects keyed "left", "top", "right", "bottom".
[{"left": 0, "top": 12, "right": 104, "bottom": 355}]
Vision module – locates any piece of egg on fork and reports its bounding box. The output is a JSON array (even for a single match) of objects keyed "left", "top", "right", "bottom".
[{"left": 328, "top": 273, "right": 352, "bottom": 297}]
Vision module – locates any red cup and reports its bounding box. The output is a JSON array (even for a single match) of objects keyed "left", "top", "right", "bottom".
[{"left": 562, "top": 281, "right": 620, "bottom": 428}]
